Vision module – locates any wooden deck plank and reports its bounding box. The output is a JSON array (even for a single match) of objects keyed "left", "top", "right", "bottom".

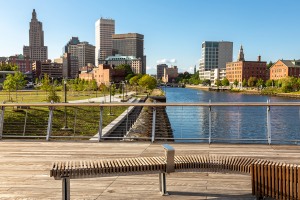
[{"left": 2, "top": 141, "right": 300, "bottom": 199}]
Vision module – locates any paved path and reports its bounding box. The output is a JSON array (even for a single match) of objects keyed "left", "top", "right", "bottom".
[
  {"left": 69, "top": 91, "right": 136, "bottom": 103},
  {"left": 1, "top": 141, "right": 300, "bottom": 199}
]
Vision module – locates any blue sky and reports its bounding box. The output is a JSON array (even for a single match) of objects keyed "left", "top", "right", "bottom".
[{"left": 0, "top": 0, "right": 299, "bottom": 74}]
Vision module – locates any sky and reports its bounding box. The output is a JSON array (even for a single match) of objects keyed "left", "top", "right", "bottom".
[{"left": 0, "top": 0, "right": 300, "bottom": 74}]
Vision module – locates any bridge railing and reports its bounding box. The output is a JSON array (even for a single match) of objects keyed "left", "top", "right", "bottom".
[{"left": 0, "top": 101, "right": 299, "bottom": 144}]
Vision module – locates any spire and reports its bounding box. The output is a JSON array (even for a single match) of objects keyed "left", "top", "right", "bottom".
[
  {"left": 32, "top": 9, "right": 37, "bottom": 20},
  {"left": 237, "top": 45, "right": 245, "bottom": 61}
]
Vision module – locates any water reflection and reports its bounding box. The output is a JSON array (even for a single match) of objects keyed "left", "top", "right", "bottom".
[{"left": 165, "top": 87, "right": 300, "bottom": 144}]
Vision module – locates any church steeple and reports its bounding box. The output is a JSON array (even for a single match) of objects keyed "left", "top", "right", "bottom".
[
  {"left": 237, "top": 45, "right": 245, "bottom": 61},
  {"left": 32, "top": 9, "right": 37, "bottom": 20}
]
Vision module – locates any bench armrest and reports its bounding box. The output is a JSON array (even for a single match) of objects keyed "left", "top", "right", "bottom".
[{"left": 162, "top": 144, "right": 175, "bottom": 173}]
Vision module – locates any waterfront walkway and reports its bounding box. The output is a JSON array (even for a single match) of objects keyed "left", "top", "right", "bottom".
[{"left": 1, "top": 141, "right": 300, "bottom": 199}]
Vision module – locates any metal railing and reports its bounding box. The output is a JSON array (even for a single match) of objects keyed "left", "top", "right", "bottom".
[{"left": 0, "top": 101, "right": 299, "bottom": 144}]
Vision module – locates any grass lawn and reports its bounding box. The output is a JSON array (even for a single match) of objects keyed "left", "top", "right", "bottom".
[
  {"left": 0, "top": 90, "right": 128, "bottom": 139},
  {"left": 0, "top": 90, "right": 109, "bottom": 103}
]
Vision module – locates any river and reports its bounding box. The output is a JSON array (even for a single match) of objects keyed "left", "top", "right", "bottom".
[{"left": 165, "top": 87, "right": 300, "bottom": 144}]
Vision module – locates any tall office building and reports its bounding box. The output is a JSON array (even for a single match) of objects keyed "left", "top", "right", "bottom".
[
  {"left": 95, "top": 18, "right": 115, "bottom": 65},
  {"left": 199, "top": 41, "right": 233, "bottom": 80},
  {"left": 112, "top": 33, "right": 146, "bottom": 74},
  {"left": 63, "top": 37, "right": 80, "bottom": 55},
  {"left": 23, "top": 9, "right": 48, "bottom": 62},
  {"left": 157, "top": 64, "right": 168, "bottom": 80},
  {"left": 112, "top": 33, "right": 144, "bottom": 59},
  {"left": 77, "top": 42, "right": 95, "bottom": 69},
  {"left": 63, "top": 37, "right": 95, "bottom": 78}
]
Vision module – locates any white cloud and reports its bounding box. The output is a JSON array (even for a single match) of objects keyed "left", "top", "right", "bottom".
[
  {"left": 146, "top": 66, "right": 152, "bottom": 70},
  {"left": 156, "top": 58, "right": 177, "bottom": 64}
]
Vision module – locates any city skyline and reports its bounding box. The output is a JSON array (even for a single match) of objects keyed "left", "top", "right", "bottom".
[{"left": 0, "top": 0, "right": 300, "bottom": 75}]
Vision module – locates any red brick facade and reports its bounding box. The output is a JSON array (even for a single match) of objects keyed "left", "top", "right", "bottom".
[
  {"left": 270, "top": 60, "right": 300, "bottom": 80},
  {"left": 226, "top": 60, "right": 267, "bottom": 83}
]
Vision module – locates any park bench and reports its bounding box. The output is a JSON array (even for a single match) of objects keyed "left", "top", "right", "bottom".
[{"left": 50, "top": 144, "right": 300, "bottom": 200}]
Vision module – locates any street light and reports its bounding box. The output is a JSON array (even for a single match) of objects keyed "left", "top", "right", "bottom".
[
  {"left": 61, "top": 78, "right": 72, "bottom": 131},
  {"left": 122, "top": 81, "right": 125, "bottom": 102},
  {"left": 125, "top": 80, "right": 128, "bottom": 97},
  {"left": 108, "top": 82, "right": 114, "bottom": 115}
]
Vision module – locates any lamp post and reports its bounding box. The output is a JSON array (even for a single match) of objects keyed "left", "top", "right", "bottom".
[
  {"left": 109, "top": 82, "right": 113, "bottom": 115},
  {"left": 122, "top": 81, "right": 125, "bottom": 102},
  {"left": 61, "top": 78, "right": 71, "bottom": 130},
  {"left": 125, "top": 80, "right": 128, "bottom": 97}
]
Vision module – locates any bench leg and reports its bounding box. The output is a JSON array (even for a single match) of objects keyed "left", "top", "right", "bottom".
[
  {"left": 159, "top": 173, "right": 168, "bottom": 196},
  {"left": 62, "top": 176, "right": 70, "bottom": 200}
]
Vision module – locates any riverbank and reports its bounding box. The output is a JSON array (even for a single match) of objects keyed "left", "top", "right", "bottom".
[
  {"left": 126, "top": 89, "right": 173, "bottom": 140},
  {"left": 186, "top": 84, "right": 300, "bottom": 99}
]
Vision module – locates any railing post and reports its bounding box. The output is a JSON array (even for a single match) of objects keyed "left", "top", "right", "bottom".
[
  {"left": 126, "top": 107, "right": 129, "bottom": 133},
  {"left": 0, "top": 105, "right": 5, "bottom": 140},
  {"left": 62, "top": 176, "right": 70, "bottom": 200},
  {"left": 98, "top": 106, "right": 103, "bottom": 142},
  {"left": 23, "top": 108, "right": 28, "bottom": 136},
  {"left": 151, "top": 101, "right": 156, "bottom": 143},
  {"left": 267, "top": 99, "right": 271, "bottom": 145},
  {"left": 209, "top": 100, "right": 212, "bottom": 144},
  {"left": 46, "top": 101, "right": 54, "bottom": 141}
]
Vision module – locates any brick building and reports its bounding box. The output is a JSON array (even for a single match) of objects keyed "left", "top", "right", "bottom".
[
  {"left": 270, "top": 60, "right": 300, "bottom": 80},
  {"left": 162, "top": 66, "right": 178, "bottom": 83},
  {"left": 226, "top": 46, "right": 267, "bottom": 83},
  {"left": 79, "top": 64, "right": 125, "bottom": 86},
  {"left": 8, "top": 54, "right": 31, "bottom": 73}
]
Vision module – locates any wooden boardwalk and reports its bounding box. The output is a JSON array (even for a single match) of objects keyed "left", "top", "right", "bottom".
[{"left": 1, "top": 141, "right": 300, "bottom": 199}]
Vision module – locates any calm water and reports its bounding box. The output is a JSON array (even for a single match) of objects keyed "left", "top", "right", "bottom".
[{"left": 165, "top": 87, "right": 300, "bottom": 144}]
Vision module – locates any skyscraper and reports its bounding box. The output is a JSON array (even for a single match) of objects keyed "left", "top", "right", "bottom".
[
  {"left": 77, "top": 42, "right": 95, "bottom": 68},
  {"left": 95, "top": 18, "right": 115, "bottom": 65},
  {"left": 23, "top": 9, "right": 48, "bottom": 62},
  {"left": 63, "top": 37, "right": 95, "bottom": 78},
  {"left": 112, "top": 33, "right": 146, "bottom": 73},
  {"left": 199, "top": 41, "right": 233, "bottom": 80},
  {"left": 112, "top": 33, "right": 144, "bottom": 59}
]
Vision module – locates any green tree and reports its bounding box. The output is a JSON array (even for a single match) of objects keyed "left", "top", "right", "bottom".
[
  {"left": 138, "top": 74, "right": 157, "bottom": 90},
  {"left": 129, "top": 74, "right": 143, "bottom": 85},
  {"left": 116, "top": 64, "right": 134, "bottom": 76},
  {"left": 267, "top": 61, "right": 273, "bottom": 69},
  {"left": 40, "top": 74, "right": 51, "bottom": 92},
  {"left": 125, "top": 73, "right": 135, "bottom": 81},
  {"left": 221, "top": 78, "right": 230, "bottom": 86},
  {"left": 242, "top": 79, "right": 248, "bottom": 87},
  {"left": 256, "top": 78, "right": 265, "bottom": 88},
  {"left": 202, "top": 79, "right": 211, "bottom": 86},
  {"left": 279, "top": 77, "right": 299, "bottom": 92},
  {"left": 0, "top": 63, "right": 18, "bottom": 71},
  {"left": 90, "top": 79, "right": 98, "bottom": 91},
  {"left": 248, "top": 77, "right": 257, "bottom": 87},
  {"left": 233, "top": 79, "right": 239, "bottom": 87},
  {"left": 265, "top": 79, "right": 274, "bottom": 87},
  {"left": 3, "top": 72, "right": 26, "bottom": 101},
  {"left": 189, "top": 70, "right": 200, "bottom": 84},
  {"left": 215, "top": 79, "right": 222, "bottom": 88},
  {"left": 111, "top": 84, "right": 116, "bottom": 96},
  {"left": 46, "top": 86, "right": 61, "bottom": 102},
  {"left": 3, "top": 74, "right": 16, "bottom": 101}
]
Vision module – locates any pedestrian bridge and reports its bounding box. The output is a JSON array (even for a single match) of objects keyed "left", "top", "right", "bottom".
[{"left": 1, "top": 141, "right": 300, "bottom": 199}]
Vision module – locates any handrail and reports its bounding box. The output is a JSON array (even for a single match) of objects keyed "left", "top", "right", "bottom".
[{"left": 0, "top": 102, "right": 300, "bottom": 107}]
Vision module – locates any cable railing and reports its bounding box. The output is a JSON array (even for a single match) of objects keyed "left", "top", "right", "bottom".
[{"left": 0, "top": 101, "right": 299, "bottom": 144}]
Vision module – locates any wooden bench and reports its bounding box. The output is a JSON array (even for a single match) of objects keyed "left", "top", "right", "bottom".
[
  {"left": 50, "top": 144, "right": 173, "bottom": 199},
  {"left": 251, "top": 160, "right": 300, "bottom": 199},
  {"left": 50, "top": 144, "right": 299, "bottom": 200}
]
